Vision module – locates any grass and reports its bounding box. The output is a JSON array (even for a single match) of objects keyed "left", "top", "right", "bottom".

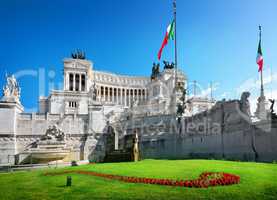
[{"left": 0, "top": 159, "right": 277, "bottom": 200}]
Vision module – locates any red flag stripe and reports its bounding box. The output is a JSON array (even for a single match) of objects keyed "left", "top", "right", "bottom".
[
  {"left": 158, "top": 32, "right": 169, "bottom": 60},
  {"left": 257, "top": 56, "right": 263, "bottom": 72}
]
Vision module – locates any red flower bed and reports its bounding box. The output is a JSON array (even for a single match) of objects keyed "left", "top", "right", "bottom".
[{"left": 45, "top": 170, "right": 240, "bottom": 188}]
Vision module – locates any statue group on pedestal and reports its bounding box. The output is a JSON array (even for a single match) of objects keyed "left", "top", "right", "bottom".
[
  {"left": 269, "top": 99, "right": 275, "bottom": 114},
  {"left": 151, "top": 63, "right": 160, "bottom": 81},
  {"left": 269, "top": 99, "right": 276, "bottom": 119},
  {"left": 41, "top": 125, "right": 65, "bottom": 141},
  {"left": 71, "top": 49, "right": 86, "bottom": 60},
  {"left": 240, "top": 92, "right": 251, "bottom": 118},
  {"left": 151, "top": 60, "right": 175, "bottom": 81},
  {"left": 91, "top": 81, "right": 97, "bottom": 101},
  {"left": 163, "top": 60, "right": 175, "bottom": 69},
  {"left": 2, "top": 74, "right": 21, "bottom": 102},
  {"left": 88, "top": 81, "right": 99, "bottom": 105},
  {"left": 239, "top": 91, "right": 276, "bottom": 120}
]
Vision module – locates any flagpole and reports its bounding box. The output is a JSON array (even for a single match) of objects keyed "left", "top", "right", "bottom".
[
  {"left": 255, "top": 25, "right": 267, "bottom": 120},
  {"left": 173, "top": 0, "right": 178, "bottom": 155},
  {"left": 261, "top": 68, "right": 264, "bottom": 96},
  {"left": 210, "top": 82, "right": 213, "bottom": 101},
  {"left": 270, "top": 65, "right": 273, "bottom": 99},
  {"left": 173, "top": 0, "right": 177, "bottom": 89},
  {"left": 259, "top": 25, "right": 265, "bottom": 98}
]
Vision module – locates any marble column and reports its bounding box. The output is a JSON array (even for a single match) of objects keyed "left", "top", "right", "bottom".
[
  {"left": 103, "top": 86, "right": 106, "bottom": 102},
  {"left": 114, "top": 88, "right": 116, "bottom": 103},
  {"left": 64, "top": 73, "right": 67, "bottom": 90},
  {"left": 118, "top": 88, "right": 119, "bottom": 105},
  {"left": 79, "top": 74, "right": 82, "bottom": 92},
  {"left": 111, "top": 88, "right": 113, "bottom": 102},
  {"left": 66, "top": 73, "right": 69, "bottom": 90},
  {"left": 116, "top": 88, "right": 118, "bottom": 105},
  {"left": 145, "top": 89, "right": 147, "bottom": 101},
  {"left": 117, "top": 88, "right": 119, "bottom": 105},
  {"left": 128, "top": 89, "right": 131, "bottom": 107},
  {"left": 124, "top": 89, "right": 127, "bottom": 107},
  {"left": 107, "top": 87, "right": 110, "bottom": 102}
]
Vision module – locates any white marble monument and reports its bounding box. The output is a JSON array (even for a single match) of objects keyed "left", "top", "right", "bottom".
[{"left": 0, "top": 56, "right": 215, "bottom": 165}]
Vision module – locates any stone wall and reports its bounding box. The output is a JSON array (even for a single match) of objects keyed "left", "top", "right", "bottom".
[
  {"left": 0, "top": 106, "right": 97, "bottom": 164},
  {"left": 1, "top": 97, "right": 276, "bottom": 164},
  {"left": 0, "top": 102, "right": 23, "bottom": 164},
  {"left": 0, "top": 100, "right": 122, "bottom": 165},
  {"left": 123, "top": 100, "right": 277, "bottom": 162},
  {"left": 15, "top": 113, "right": 90, "bottom": 164}
]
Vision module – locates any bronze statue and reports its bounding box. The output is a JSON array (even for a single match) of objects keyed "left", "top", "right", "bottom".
[
  {"left": 71, "top": 49, "right": 86, "bottom": 59},
  {"left": 163, "top": 60, "right": 174, "bottom": 69},
  {"left": 151, "top": 63, "right": 160, "bottom": 80},
  {"left": 269, "top": 99, "right": 275, "bottom": 114},
  {"left": 132, "top": 132, "right": 139, "bottom": 162}
]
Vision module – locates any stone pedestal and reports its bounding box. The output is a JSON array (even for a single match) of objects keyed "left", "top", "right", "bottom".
[
  {"left": 0, "top": 101, "right": 24, "bottom": 164},
  {"left": 84, "top": 102, "right": 106, "bottom": 162},
  {"left": 26, "top": 141, "right": 70, "bottom": 163},
  {"left": 255, "top": 95, "right": 267, "bottom": 120},
  {"left": 88, "top": 101, "right": 105, "bottom": 133}
]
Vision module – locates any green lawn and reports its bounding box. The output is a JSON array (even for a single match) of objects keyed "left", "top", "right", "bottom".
[{"left": 0, "top": 159, "right": 277, "bottom": 200}]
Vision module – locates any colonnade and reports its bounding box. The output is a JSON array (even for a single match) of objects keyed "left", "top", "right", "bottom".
[
  {"left": 66, "top": 73, "right": 86, "bottom": 92},
  {"left": 98, "top": 85, "right": 147, "bottom": 107}
]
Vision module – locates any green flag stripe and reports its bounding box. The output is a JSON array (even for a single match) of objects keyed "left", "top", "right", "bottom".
[
  {"left": 168, "top": 21, "right": 175, "bottom": 40},
  {"left": 257, "top": 39, "right": 262, "bottom": 55}
]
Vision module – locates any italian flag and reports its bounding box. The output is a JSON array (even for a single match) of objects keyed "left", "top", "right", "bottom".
[
  {"left": 158, "top": 20, "right": 175, "bottom": 60},
  {"left": 256, "top": 38, "right": 263, "bottom": 72}
]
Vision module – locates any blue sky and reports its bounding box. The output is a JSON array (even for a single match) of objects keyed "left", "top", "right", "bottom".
[{"left": 0, "top": 0, "right": 277, "bottom": 112}]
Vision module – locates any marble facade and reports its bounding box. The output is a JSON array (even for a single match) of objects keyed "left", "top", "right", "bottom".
[{"left": 0, "top": 57, "right": 215, "bottom": 164}]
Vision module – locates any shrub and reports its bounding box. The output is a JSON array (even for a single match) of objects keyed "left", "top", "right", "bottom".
[{"left": 71, "top": 161, "right": 78, "bottom": 166}]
